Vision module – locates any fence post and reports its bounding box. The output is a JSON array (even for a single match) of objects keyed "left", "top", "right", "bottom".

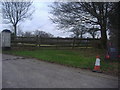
[
  {"left": 56, "top": 37, "right": 59, "bottom": 49},
  {"left": 72, "top": 37, "right": 75, "bottom": 49},
  {"left": 86, "top": 38, "right": 88, "bottom": 49},
  {"left": 36, "top": 35, "right": 38, "bottom": 47},
  {"left": 78, "top": 38, "right": 81, "bottom": 48},
  {"left": 38, "top": 36, "right": 41, "bottom": 47},
  {"left": 22, "top": 37, "right": 24, "bottom": 48}
]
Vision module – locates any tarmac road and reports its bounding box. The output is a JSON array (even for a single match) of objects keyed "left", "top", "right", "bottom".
[{"left": 2, "top": 54, "right": 118, "bottom": 88}]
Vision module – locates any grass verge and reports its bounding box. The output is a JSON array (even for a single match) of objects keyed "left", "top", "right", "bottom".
[{"left": 3, "top": 48, "right": 119, "bottom": 76}]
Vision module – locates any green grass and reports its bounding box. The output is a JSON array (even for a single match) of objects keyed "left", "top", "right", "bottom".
[{"left": 3, "top": 48, "right": 119, "bottom": 76}]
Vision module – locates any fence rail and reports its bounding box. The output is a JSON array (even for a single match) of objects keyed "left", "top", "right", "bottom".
[{"left": 11, "top": 36, "right": 101, "bottom": 48}]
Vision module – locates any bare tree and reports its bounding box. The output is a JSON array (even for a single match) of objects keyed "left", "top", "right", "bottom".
[
  {"left": 2, "top": 0, "right": 33, "bottom": 37},
  {"left": 34, "top": 30, "right": 54, "bottom": 38},
  {"left": 23, "top": 31, "right": 33, "bottom": 37},
  {"left": 88, "top": 27, "right": 100, "bottom": 39},
  {"left": 50, "top": 2, "right": 116, "bottom": 49},
  {"left": 70, "top": 25, "right": 88, "bottom": 38}
]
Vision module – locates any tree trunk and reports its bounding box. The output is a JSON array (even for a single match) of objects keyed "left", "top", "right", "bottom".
[
  {"left": 80, "top": 33, "right": 82, "bottom": 38},
  {"left": 92, "top": 33, "right": 95, "bottom": 39},
  {"left": 100, "top": 23, "right": 107, "bottom": 49},
  {"left": 76, "top": 32, "right": 79, "bottom": 38},
  {"left": 13, "top": 24, "right": 17, "bottom": 37}
]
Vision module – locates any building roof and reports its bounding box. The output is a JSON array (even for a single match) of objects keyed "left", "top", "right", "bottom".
[{"left": 2, "top": 29, "right": 11, "bottom": 33}]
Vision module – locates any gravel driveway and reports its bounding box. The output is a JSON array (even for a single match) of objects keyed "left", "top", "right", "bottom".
[{"left": 2, "top": 54, "right": 118, "bottom": 88}]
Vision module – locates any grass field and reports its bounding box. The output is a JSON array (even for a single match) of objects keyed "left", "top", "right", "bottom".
[{"left": 3, "top": 48, "right": 119, "bottom": 76}]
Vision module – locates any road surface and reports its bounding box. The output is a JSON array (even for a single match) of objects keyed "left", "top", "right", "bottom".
[{"left": 2, "top": 54, "right": 118, "bottom": 88}]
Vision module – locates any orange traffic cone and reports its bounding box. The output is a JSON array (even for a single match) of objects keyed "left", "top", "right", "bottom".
[{"left": 92, "top": 55, "right": 102, "bottom": 73}]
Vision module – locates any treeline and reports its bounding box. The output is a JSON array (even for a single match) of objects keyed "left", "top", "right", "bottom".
[{"left": 12, "top": 30, "right": 54, "bottom": 38}]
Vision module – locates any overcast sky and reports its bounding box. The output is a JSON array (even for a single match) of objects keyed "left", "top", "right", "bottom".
[
  {"left": 1, "top": 0, "right": 116, "bottom": 38},
  {"left": 0, "top": 1, "right": 72, "bottom": 37}
]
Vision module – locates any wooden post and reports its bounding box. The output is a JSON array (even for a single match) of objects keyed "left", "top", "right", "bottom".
[
  {"left": 36, "top": 35, "right": 38, "bottom": 47},
  {"left": 15, "top": 37, "right": 18, "bottom": 47},
  {"left": 56, "top": 37, "right": 59, "bottom": 49},
  {"left": 86, "top": 38, "right": 88, "bottom": 49},
  {"left": 38, "top": 36, "right": 41, "bottom": 47},
  {"left": 72, "top": 37, "right": 75, "bottom": 49},
  {"left": 22, "top": 37, "right": 24, "bottom": 48},
  {"left": 78, "top": 39, "right": 81, "bottom": 48}
]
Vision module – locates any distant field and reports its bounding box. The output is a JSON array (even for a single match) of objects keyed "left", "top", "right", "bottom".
[
  {"left": 12, "top": 43, "right": 92, "bottom": 48},
  {"left": 3, "top": 48, "right": 119, "bottom": 76}
]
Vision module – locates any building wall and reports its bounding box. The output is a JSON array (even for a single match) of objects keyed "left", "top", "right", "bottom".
[{"left": 2, "top": 32, "right": 11, "bottom": 47}]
